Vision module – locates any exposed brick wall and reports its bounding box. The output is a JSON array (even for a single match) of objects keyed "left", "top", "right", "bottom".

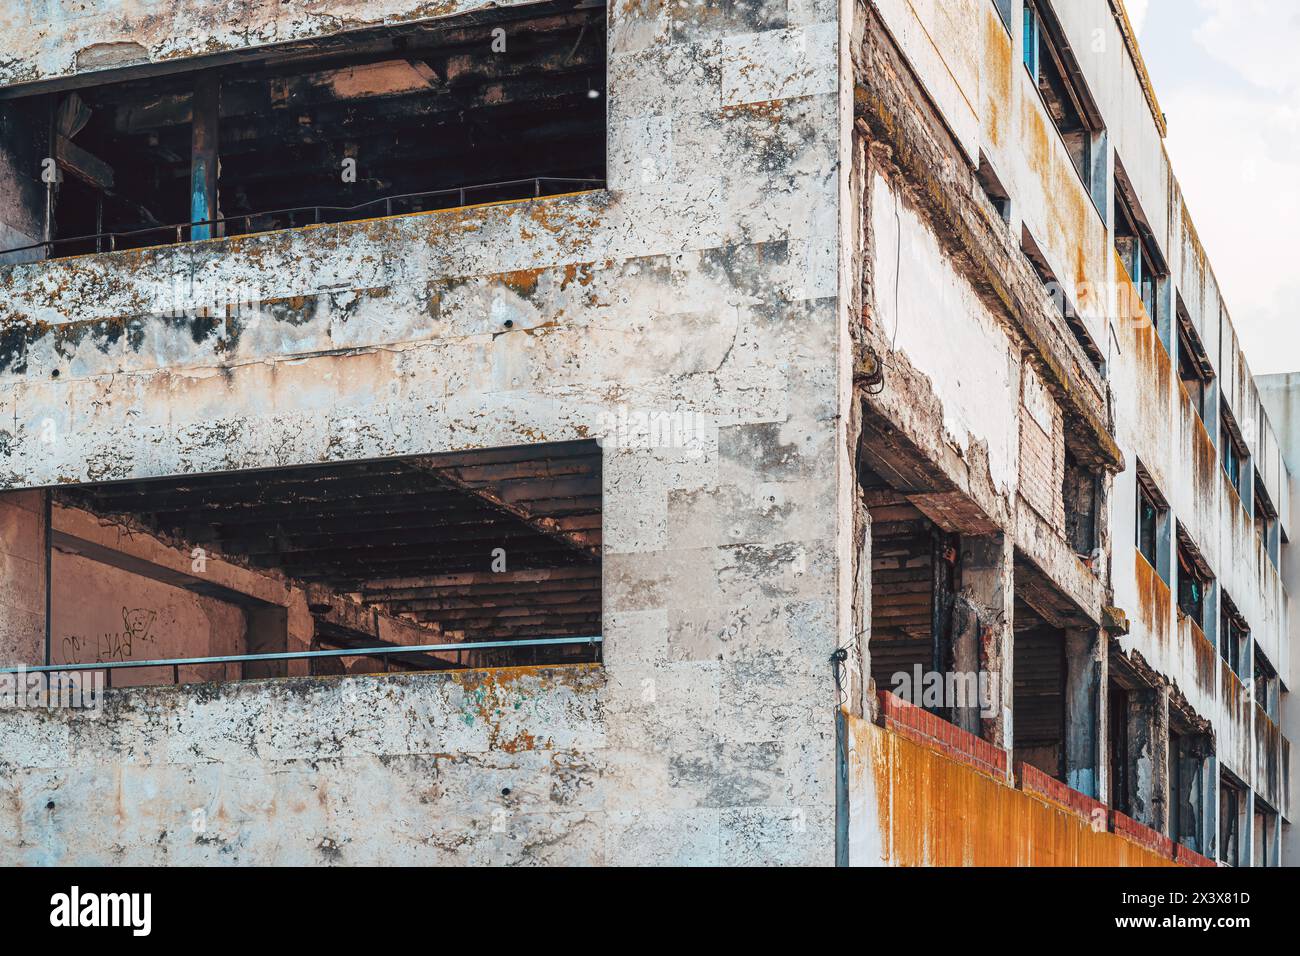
[
  {"left": 877, "top": 690, "right": 1008, "bottom": 779},
  {"left": 1018, "top": 365, "right": 1065, "bottom": 529},
  {"left": 1018, "top": 761, "right": 1107, "bottom": 828},
  {"left": 1111, "top": 810, "right": 1175, "bottom": 859}
]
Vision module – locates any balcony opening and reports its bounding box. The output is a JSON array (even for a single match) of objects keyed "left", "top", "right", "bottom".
[
  {"left": 10, "top": 0, "right": 607, "bottom": 259},
  {"left": 1, "top": 440, "right": 602, "bottom": 687},
  {"left": 863, "top": 465, "right": 962, "bottom": 719},
  {"left": 1220, "top": 402, "right": 1249, "bottom": 502}
]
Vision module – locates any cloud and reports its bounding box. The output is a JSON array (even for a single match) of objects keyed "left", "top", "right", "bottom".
[{"left": 1193, "top": 0, "right": 1300, "bottom": 95}]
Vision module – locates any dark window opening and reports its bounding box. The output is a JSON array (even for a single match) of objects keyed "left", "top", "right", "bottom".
[
  {"left": 1023, "top": 1, "right": 1105, "bottom": 202},
  {"left": 1108, "top": 679, "right": 1131, "bottom": 814},
  {"left": 1254, "top": 646, "right": 1279, "bottom": 722},
  {"left": 1135, "top": 466, "right": 1168, "bottom": 579},
  {"left": 1063, "top": 449, "right": 1099, "bottom": 559},
  {"left": 2, "top": 441, "right": 602, "bottom": 687},
  {"left": 16, "top": 1, "right": 607, "bottom": 259},
  {"left": 1113, "top": 158, "right": 1165, "bottom": 323},
  {"left": 1219, "top": 594, "right": 1248, "bottom": 677},
  {"left": 1175, "top": 531, "right": 1211, "bottom": 631},
  {"left": 1169, "top": 724, "right": 1210, "bottom": 854},
  {"left": 977, "top": 152, "right": 1012, "bottom": 225},
  {"left": 1022, "top": 227, "right": 1105, "bottom": 373},
  {"left": 1220, "top": 404, "right": 1248, "bottom": 499},
  {"left": 1177, "top": 309, "right": 1213, "bottom": 424},
  {"left": 1219, "top": 771, "right": 1246, "bottom": 866},
  {"left": 1012, "top": 596, "right": 1067, "bottom": 783},
  {"left": 993, "top": 0, "right": 1014, "bottom": 32}
]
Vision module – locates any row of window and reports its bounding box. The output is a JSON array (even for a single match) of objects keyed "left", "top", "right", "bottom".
[
  {"left": 997, "top": 1, "right": 1284, "bottom": 575},
  {"left": 1136, "top": 469, "right": 1280, "bottom": 721}
]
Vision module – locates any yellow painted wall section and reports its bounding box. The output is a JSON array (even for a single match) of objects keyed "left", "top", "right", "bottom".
[{"left": 847, "top": 713, "right": 1179, "bottom": 866}]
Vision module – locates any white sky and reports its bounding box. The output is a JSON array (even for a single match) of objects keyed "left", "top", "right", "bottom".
[{"left": 1130, "top": 0, "right": 1300, "bottom": 374}]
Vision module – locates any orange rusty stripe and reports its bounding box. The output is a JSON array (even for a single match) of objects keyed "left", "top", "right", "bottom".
[
  {"left": 860, "top": 715, "right": 1181, "bottom": 866},
  {"left": 1133, "top": 550, "right": 1171, "bottom": 654}
]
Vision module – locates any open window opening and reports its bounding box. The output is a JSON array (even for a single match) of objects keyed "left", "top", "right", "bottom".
[
  {"left": 1113, "top": 154, "right": 1166, "bottom": 326},
  {"left": 1062, "top": 448, "right": 1100, "bottom": 561},
  {"left": 1012, "top": 596, "right": 1066, "bottom": 782},
  {"left": 1135, "top": 462, "right": 1170, "bottom": 581},
  {"left": 1176, "top": 304, "right": 1214, "bottom": 425},
  {"left": 1254, "top": 645, "right": 1279, "bottom": 723},
  {"left": 1219, "top": 592, "right": 1248, "bottom": 678},
  {"left": 1022, "top": 0, "right": 1106, "bottom": 210},
  {"left": 862, "top": 465, "right": 964, "bottom": 723},
  {"left": 1107, "top": 675, "right": 1132, "bottom": 814},
  {"left": 977, "top": 151, "right": 1012, "bottom": 225},
  {"left": 1219, "top": 769, "right": 1247, "bottom": 866},
  {"left": 9, "top": 0, "right": 607, "bottom": 259},
  {"left": 992, "top": 0, "right": 1014, "bottom": 32},
  {"left": 1168, "top": 714, "right": 1211, "bottom": 855},
  {"left": 5, "top": 440, "right": 602, "bottom": 687},
  {"left": 1175, "top": 527, "right": 1212, "bottom": 634},
  {"left": 1220, "top": 402, "right": 1249, "bottom": 501},
  {"left": 1022, "top": 226, "right": 1105, "bottom": 373}
]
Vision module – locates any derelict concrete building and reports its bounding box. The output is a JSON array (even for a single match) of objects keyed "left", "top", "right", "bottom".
[{"left": 0, "top": 0, "right": 1291, "bottom": 865}]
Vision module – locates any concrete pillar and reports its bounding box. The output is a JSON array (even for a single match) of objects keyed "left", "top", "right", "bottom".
[
  {"left": 1128, "top": 684, "right": 1169, "bottom": 831},
  {"left": 960, "top": 533, "right": 1014, "bottom": 750},
  {"left": 1064, "top": 628, "right": 1102, "bottom": 798},
  {"left": 243, "top": 605, "right": 288, "bottom": 679}
]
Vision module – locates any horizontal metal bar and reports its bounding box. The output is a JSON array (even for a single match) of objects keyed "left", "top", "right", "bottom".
[
  {"left": 1, "top": 635, "right": 601, "bottom": 675},
  {"left": 1, "top": 177, "right": 607, "bottom": 257}
]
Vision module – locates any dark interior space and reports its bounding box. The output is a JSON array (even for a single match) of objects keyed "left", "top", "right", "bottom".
[
  {"left": 50, "top": 439, "right": 602, "bottom": 678},
  {"left": 17, "top": 0, "right": 606, "bottom": 257},
  {"left": 1012, "top": 597, "right": 1065, "bottom": 780}
]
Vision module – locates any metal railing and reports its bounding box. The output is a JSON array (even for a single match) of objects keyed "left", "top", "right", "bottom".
[
  {"left": 0, "top": 176, "right": 606, "bottom": 260},
  {"left": 1, "top": 634, "right": 602, "bottom": 685}
]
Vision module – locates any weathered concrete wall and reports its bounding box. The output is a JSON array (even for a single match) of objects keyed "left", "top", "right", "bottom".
[
  {"left": 0, "top": 0, "right": 555, "bottom": 89},
  {"left": 0, "top": 0, "right": 846, "bottom": 865}
]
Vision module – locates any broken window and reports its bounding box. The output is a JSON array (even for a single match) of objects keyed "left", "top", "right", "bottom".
[
  {"left": 1022, "top": 227, "right": 1105, "bottom": 373},
  {"left": 1177, "top": 308, "right": 1213, "bottom": 424},
  {"left": 1063, "top": 449, "right": 1100, "bottom": 560},
  {"left": 1023, "top": 1, "right": 1106, "bottom": 207},
  {"left": 5, "top": 0, "right": 607, "bottom": 259},
  {"left": 1253, "top": 800, "right": 1278, "bottom": 867},
  {"left": 1254, "top": 646, "right": 1279, "bottom": 722},
  {"left": 1113, "top": 157, "right": 1164, "bottom": 323},
  {"left": 4, "top": 441, "right": 602, "bottom": 687},
  {"left": 1135, "top": 464, "right": 1168, "bottom": 579},
  {"left": 1175, "top": 531, "right": 1211, "bottom": 631},
  {"left": 1220, "top": 404, "right": 1248, "bottom": 499},
  {"left": 1168, "top": 718, "right": 1211, "bottom": 854},
  {"left": 1219, "top": 594, "right": 1247, "bottom": 677},
  {"left": 1219, "top": 771, "right": 1246, "bottom": 866}
]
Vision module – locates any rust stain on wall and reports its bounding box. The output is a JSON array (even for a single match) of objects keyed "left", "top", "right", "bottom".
[
  {"left": 864, "top": 717, "right": 1177, "bottom": 866},
  {"left": 1133, "top": 551, "right": 1170, "bottom": 654}
]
